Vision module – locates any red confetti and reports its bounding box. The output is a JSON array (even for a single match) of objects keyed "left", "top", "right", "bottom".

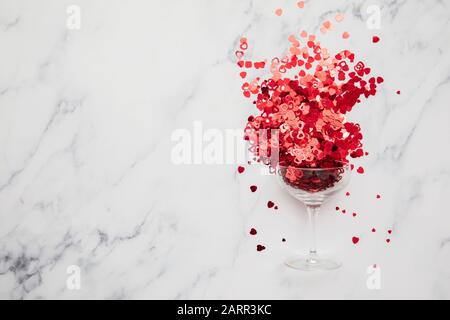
[
  {"left": 376, "top": 194, "right": 381, "bottom": 199},
  {"left": 274, "top": 205, "right": 278, "bottom": 210},
  {"left": 387, "top": 229, "right": 392, "bottom": 234},
  {"left": 352, "top": 212, "right": 357, "bottom": 217},
  {"left": 396, "top": 90, "right": 401, "bottom": 95},
  {"left": 386, "top": 239, "right": 391, "bottom": 243},
  {"left": 357, "top": 166, "right": 365, "bottom": 174},
  {"left": 257, "top": 244, "right": 266, "bottom": 251},
  {"left": 345, "top": 192, "right": 350, "bottom": 196},
  {"left": 342, "top": 209, "right": 346, "bottom": 214},
  {"left": 372, "top": 36, "right": 380, "bottom": 43},
  {"left": 250, "top": 185, "right": 257, "bottom": 192},
  {"left": 352, "top": 236, "right": 359, "bottom": 244},
  {"left": 250, "top": 228, "right": 257, "bottom": 235},
  {"left": 267, "top": 201, "right": 275, "bottom": 208},
  {"left": 336, "top": 206, "right": 340, "bottom": 211},
  {"left": 372, "top": 228, "right": 376, "bottom": 232},
  {"left": 237, "top": 166, "right": 245, "bottom": 173},
  {"left": 239, "top": 71, "right": 247, "bottom": 79}
]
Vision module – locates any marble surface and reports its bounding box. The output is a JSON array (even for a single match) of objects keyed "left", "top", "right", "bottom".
[{"left": 1, "top": 0, "right": 450, "bottom": 299}]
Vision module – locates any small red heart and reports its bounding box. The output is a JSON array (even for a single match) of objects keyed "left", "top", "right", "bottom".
[
  {"left": 352, "top": 212, "right": 357, "bottom": 217},
  {"left": 372, "top": 228, "right": 376, "bottom": 232},
  {"left": 239, "top": 71, "right": 247, "bottom": 79},
  {"left": 396, "top": 90, "right": 401, "bottom": 95},
  {"left": 250, "top": 185, "right": 257, "bottom": 192},
  {"left": 237, "top": 166, "right": 245, "bottom": 173},
  {"left": 237, "top": 61, "right": 244, "bottom": 68},
  {"left": 387, "top": 229, "right": 392, "bottom": 234},
  {"left": 386, "top": 239, "right": 391, "bottom": 243},
  {"left": 249, "top": 228, "right": 257, "bottom": 235},
  {"left": 267, "top": 201, "right": 275, "bottom": 208},
  {"left": 372, "top": 36, "right": 380, "bottom": 43},
  {"left": 256, "top": 244, "right": 266, "bottom": 252},
  {"left": 357, "top": 166, "right": 364, "bottom": 174},
  {"left": 352, "top": 236, "right": 359, "bottom": 244},
  {"left": 376, "top": 194, "right": 381, "bottom": 199},
  {"left": 274, "top": 206, "right": 278, "bottom": 210}
]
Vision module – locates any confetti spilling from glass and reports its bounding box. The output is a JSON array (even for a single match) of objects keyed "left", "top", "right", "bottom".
[
  {"left": 238, "top": 4, "right": 385, "bottom": 252},
  {"left": 238, "top": 34, "right": 382, "bottom": 174}
]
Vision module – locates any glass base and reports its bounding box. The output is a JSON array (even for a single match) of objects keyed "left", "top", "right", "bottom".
[{"left": 285, "top": 255, "right": 341, "bottom": 271}]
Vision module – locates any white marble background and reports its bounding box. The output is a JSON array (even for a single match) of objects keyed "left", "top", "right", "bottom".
[{"left": 0, "top": 0, "right": 449, "bottom": 299}]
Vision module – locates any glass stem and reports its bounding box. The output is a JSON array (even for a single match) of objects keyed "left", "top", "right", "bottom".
[{"left": 306, "top": 205, "right": 320, "bottom": 257}]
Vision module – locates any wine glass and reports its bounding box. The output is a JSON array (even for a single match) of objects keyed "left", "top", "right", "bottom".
[{"left": 276, "top": 163, "right": 351, "bottom": 271}]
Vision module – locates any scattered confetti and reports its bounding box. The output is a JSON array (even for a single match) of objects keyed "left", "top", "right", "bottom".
[
  {"left": 342, "top": 209, "right": 346, "bottom": 214},
  {"left": 372, "top": 228, "right": 376, "bottom": 232},
  {"left": 342, "top": 31, "right": 350, "bottom": 39},
  {"left": 267, "top": 201, "right": 275, "bottom": 208},
  {"left": 345, "top": 192, "right": 350, "bottom": 196},
  {"left": 275, "top": 8, "right": 283, "bottom": 16},
  {"left": 282, "top": 238, "right": 286, "bottom": 242},
  {"left": 352, "top": 212, "right": 357, "bottom": 217},
  {"left": 335, "top": 13, "right": 345, "bottom": 22},
  {"left": 372, "top": 36, "right": 380, "bottom": 43},
  {"left": 237, "top": 166, "right": 245, "bottom": 173},
  {"left": 239, "top": 71, "right": 247, "bottom": 79},
  {"left": 274, "top": 205, "right": 279, "bottom": 210},
  {"left": 297, "top": 1, "right": 305, "bottom": 9},
  {"left": 396, "top": 90, "right": 401, "bottom": 95},
  {"left": 352, "top": 236, "right": 360, "bottom": 244},
  {"left": 386, "top": 239, "right": 391, "bottom": 243},
  {"left": 357, "top": 166, "right": 365, "bottom": 174},
  {"left": 250, "top": 228, "right": 257, "bottom": 235},
  {"left": 336, "top": 206, "right": 340, "bottom": 211},
  {"left": 257, "top": 244, "right": 266, "bottom": 251},
  {"left": 376, "top": 194, "right": 381, "bottom": 199},
  {"left": 387, "top": 229, "right": 392, "bottom": 234},
  {"left": 250, "top": 185, "right": 257, "bottom": 192}
]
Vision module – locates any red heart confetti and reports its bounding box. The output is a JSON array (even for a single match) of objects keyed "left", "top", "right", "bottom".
[
  {"left": 386, "top": 239, "right": 391, "bottom": 243},
  {"left": 250, "top": 185, "right": 257, "bottom": 192},
  {"left": 352, "top": 212, "right": 357, "bottom": 217},
  {"left": 267, "top": 201, "right": 275, "bottom": 208},
  {"left": 352, "top": 236, "right": 359, "bottom": 244},
  {"left": 387, "top": 229, "right": 392, "bottom": 234},
  {"left": 237, "top": 166, "right": 245, "bottom": 173},
  {"left": 357, "top": 166, "right": 365, "bottom": 174},
  {"left": 257, "top": 244, "right": 266, "bottom": 251},
  {"left": 250, "top": 228, "right": 257, "bottom": 235},
  {"left": 372, "top": 228, "right": 376, "bottom": 232},
  {"left": 376, "top": 194, "right": 381, "bottom": 199},
  {"left": 372, "top": 36, "right": 380, "bottom": 43}
]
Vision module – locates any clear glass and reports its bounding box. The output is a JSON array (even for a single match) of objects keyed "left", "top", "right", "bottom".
[{"left": 276, "top": 164, "right": 351, "bottom": 271}]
